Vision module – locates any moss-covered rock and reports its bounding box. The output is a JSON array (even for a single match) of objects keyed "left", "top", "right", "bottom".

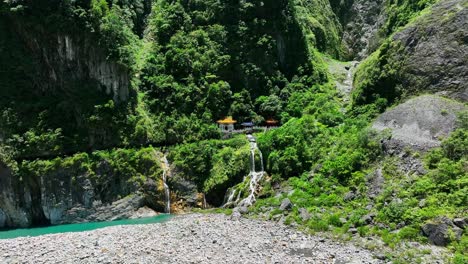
[{"left": 353, "top": 0, "right": 468, "bottom": 106}]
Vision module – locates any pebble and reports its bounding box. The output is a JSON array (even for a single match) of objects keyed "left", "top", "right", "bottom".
[{"left": 0, "top": 214, "right": 384, "bottom": 263}]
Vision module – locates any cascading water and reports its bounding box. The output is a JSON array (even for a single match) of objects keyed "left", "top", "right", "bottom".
[
  {"left": 161, "top": 155, "right": 171, "bottom": 214},
  {"left": 224, "top": 135, "right": 265, "bottom": 208}
]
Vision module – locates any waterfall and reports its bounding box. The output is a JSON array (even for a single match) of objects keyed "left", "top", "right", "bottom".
[
  {"left": 224, "top": 189, "right": 237, "bottom": 206},
  {"left": 161, "top": 155, "right": 171, "bottom": 214},
  {"left": 223, "top": 135, "right": 265, "bottom": 208}
]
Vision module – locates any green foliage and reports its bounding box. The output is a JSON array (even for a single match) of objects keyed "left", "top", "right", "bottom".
[
  {"left": 139, "top": 0, "right": 329, "bottom": 140},
  {"left": 258, "top": 109, "right": 381, "bottom": 181},
  {"left": 352, "top": 41, "right": 405, "bottom": 107},
  {"left": 293, "top": 0, "right": 344, "bottom": 58},
  {"left": 381, "top": 0, "right": 438, "bottom": 37},
  {"left": 169, "top": 135, "right": 250, "bottom": 205},
  {"left": 18, "top": 147, "right": 163, "bottom": 203}
]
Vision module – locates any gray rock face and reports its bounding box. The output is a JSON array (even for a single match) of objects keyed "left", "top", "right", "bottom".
[
  {"left": 0, "top": 159, "right": 163, "bottom": 228},
  {"left": 422, "top": 217, "right": 463, "bottom": 246},
  {"left": 13, "top": 21, "right": 130, "bottom": 102},
  {"left": 0, "top": 163, "right": 32, "bottom": 228},
  {"left": 341, "top": 0, "right": 386, "bottom": 59},
  {"left": 373, "top": 95, "right": 466, "bottom": 151},
  {"left": 0, "top": 209, "right": 6, "bottom": 228},
  {"left": 279, "top": 198, "right": 293, "bottom": 211},
  {"left": 391, "top": 0, "right": 468, "bottom": 101},
  {"left": 169, "top": 173, "right": 199, "bottom": 207}
]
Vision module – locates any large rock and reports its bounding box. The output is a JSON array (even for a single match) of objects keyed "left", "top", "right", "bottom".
[
  {"left": 373, "top": 95, "right": 466, "bottom": 151},
  {"left": 422, "top": 217, "right": 463, "bottom": 246},
  {"left": 279, "top": 198, "right": 293, "bottom": 211},
  {"left": 453, "top": 218, "right": 467, "bottom": 229},
  {"left": 391, "top": 0, "right": 468, "bottom": 101}
]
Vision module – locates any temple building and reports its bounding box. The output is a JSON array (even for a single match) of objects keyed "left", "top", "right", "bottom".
[
  {"left": 217, "top": 117, "right": 237, "bottom": 133},
  {"left": 266, "top": 119, "right": 279, "bottom": 128},
  {"left": 241, "top": 122, "right": 254, "bottom": 134}
]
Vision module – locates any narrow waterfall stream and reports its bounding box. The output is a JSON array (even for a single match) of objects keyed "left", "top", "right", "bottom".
[
  {"left": 224, "top": 135, "right": 265, "bottom": 208},
  {"left": 161, "top": 155, "right": 171, "bottom": 214}
]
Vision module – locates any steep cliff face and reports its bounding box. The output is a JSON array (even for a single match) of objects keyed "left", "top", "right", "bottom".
[
  {"left": 340, "top": 0, "right": 386, "bottom": 59},
  {"left": 390, "top": 0, "right": 468, "bottom": 101},
  {"left": 353, "top": 0, "right": 468, "bottom": 106},
  {"left": 0, "top": 4, "right": 138, "bottom": 157},
  {"left": 0, "top": 163, "right": 35, "bottom": 228},
  {"left": 0, "top": 149, "right": 169, "bottom": 229},
  {"left": 10, "top": 18, "right": 130, "bottom": 102}
]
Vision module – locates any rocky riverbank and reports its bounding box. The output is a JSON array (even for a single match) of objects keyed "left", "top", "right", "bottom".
[{"left": 0, "top": 213, "right": 389, "bottom": 264}]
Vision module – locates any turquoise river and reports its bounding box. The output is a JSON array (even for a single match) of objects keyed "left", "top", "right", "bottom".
[{"left": 0, "top": 214, "right": 173, "bottom": 240}]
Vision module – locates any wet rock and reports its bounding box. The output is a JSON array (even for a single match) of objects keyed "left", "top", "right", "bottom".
[
  {"left": 422, "top": 217, "right": 463, "bottom": 246},
  {"left": 279, "top": 198, "right": 293, "bottom": 211},
  {"left": 130, "top": 207, "right": 158, "bottom": 219}
]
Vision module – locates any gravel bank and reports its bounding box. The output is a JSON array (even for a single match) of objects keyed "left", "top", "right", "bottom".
[{"left": 0, "top": 214, "right": 383, "bottom": 263}]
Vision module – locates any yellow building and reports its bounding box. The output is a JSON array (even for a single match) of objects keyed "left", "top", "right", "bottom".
[{"left": 217, "top": 117, "right": 237, "bottom": 133}]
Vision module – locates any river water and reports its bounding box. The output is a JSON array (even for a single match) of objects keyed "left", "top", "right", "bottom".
[{"left": 0, "top": 214, "right": 172, "bottom": 240}]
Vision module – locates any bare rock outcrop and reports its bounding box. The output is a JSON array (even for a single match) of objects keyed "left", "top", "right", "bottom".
[{"left": 372, "top": 95, "right": 466, "bottom": 151}]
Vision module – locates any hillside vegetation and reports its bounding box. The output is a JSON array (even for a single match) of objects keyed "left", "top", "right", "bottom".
[{"left": 0, "top": 0, "right": 466, "bottom": 262}]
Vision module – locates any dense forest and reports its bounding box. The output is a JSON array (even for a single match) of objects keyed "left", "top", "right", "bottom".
[{"left": 0, "top": 0, "right": 466, "bottom": 262}]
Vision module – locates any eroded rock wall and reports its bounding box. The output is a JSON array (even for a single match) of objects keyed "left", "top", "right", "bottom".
[
  {"left": 0, "top": 152, "right": 168, "bottom": 228},
  {"left": 13, "top": 18, "right": 130, "bottom": 102}
]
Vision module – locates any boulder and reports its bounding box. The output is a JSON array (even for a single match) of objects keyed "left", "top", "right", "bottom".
[
  {"left": 421, "top": 217, "right": 463, "bottom": 246},
  {"left": 130, "top": 206, "right": 159, "bottom": 219},
  {"left": 279, "top": 198, "right": 293, "bottom": 211},
  {"left": 453, "top": 218, "right": 467, "bottom": 230},
  {"left": 298, "top": 208, "right": 311, "bottom": 222},
  {"left": 238, "top": 206, "right": 249, "bottom": 215},
  {"left": 360, "top": 213, "right": 375, "bottom": 225},
  {"left": 230, "top": 208, "right": 242, "bottom": 220},
  {"left": 348, "top": 228, "right": 359, "bottom": 235},
  {"left": 373, "top": 95, "right": 466, "bottom": 151}
]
